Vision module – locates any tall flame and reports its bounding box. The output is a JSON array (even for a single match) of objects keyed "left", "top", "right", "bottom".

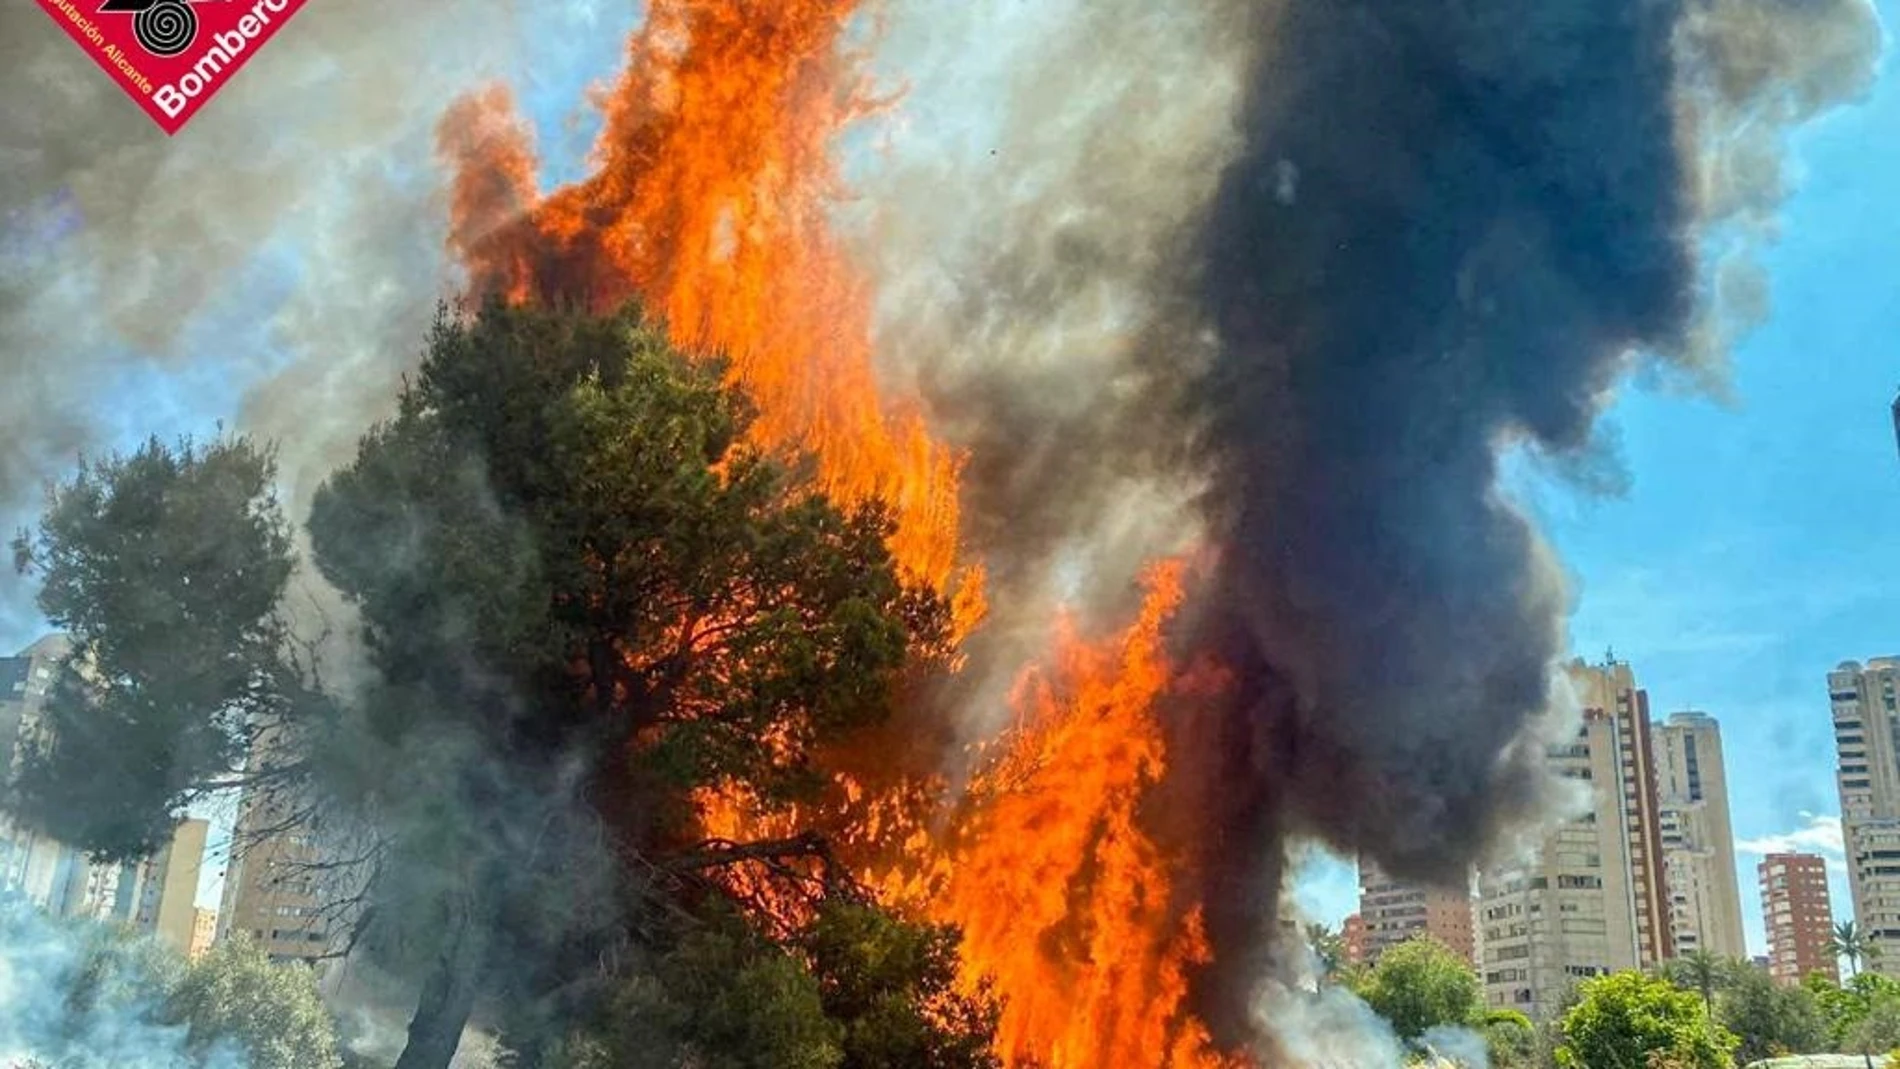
[
  {"left": 919, "top": 562, "right": 1233, "bottom": 1068},
  {"left": 439, "top": 3, "right": 1235, "bottom": 1065},
  {"left": 443, "top": 0, "right": 962, "bottom": 592}
]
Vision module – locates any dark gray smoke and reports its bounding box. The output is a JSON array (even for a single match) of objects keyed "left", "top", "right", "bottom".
[
  {"left": 1194, "top": 0, "right": 1689, "bottom": 884},
  {"left": 1180, "top": 0, "right": 1879, "bottom": 1038}
]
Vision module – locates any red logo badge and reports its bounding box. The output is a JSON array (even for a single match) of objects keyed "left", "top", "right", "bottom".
[{"left": 35, "top": 0, "right": 310, "bottom": 136}]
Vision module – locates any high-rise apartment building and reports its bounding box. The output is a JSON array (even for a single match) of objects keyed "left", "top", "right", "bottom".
[
  {"left": 1479, "top": 696, "right": 1640, "bottom": 1020},
  {"left": 1358, "top": 859, "right": 1476, "bottom": 966},
  {"left": 1830, "top": 657, "right": 1900, "bottom": 975},
  {"left": 1653, "top": 712, "right": 1746, "bottom": 960},
  {"left": 1571, "top": 658, "right": 1674, "bottom": 967},
  {"left": 1760, "top": 853, "right": 1838, "bottom": 985},
  {"left": 217, "top": 787, "right": 335, "bottom": 966}
]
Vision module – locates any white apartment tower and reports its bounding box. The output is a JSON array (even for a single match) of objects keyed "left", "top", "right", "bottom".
[
  {"left": 1479, "top": 697, "right": 1640, "bottom": 1021},
  {"left": 1831, "top": 658, "right": 1900, "bottom": 975},
  {"left": 1653, "top": 711, "right": 1746, "bottom": 960}
]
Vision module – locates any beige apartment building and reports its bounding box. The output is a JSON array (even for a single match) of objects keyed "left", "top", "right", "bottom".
[
  {"left": 1358, "top": 860, "right": 1476, "bottom": 966},
  {"left": 1761, "top": 852, "right": 1838, "bottom": 985},
  {"left": 1479, "top": 694, "right": 1640, "bottom": 1020},
  {"left": 0, "top": 635, "right": 77, "bottom": 905},
  {"left": 1571, "top": 658, "right": 1674, "bottom": 967},
  {"left": 1831, "top": 658, "right": 1900, "bottom": 975},
  {"left": 1653, "top": 711, "right": 1746, "bottom": 960},
  {"left": 216, "top": 787, "right": 336, "bottom": 966}
]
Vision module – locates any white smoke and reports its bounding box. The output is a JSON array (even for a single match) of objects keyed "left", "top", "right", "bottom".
[
  {"left": 1420, "top": 1026, "right": 1494, "bottom": 1068},
  {"left": 1672, "top": 0, "right": 1885, "bottom": 378},
  {"left": 1250, "top": 982, "right": 1493, "bottom": 1068},
  {"left": 853, "top": 0, "right": 1246, "bottom": 754},
  {"left": 0, "top": 899, "right": 246, "bottom": 1069},
  {"left": 1251, "top": 980, "right": 1412, "bottom": 1069}
]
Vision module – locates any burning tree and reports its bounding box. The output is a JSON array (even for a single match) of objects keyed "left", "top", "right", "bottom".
[{"left": 9, "top": 300, "right": 995, "bottom": 1069}]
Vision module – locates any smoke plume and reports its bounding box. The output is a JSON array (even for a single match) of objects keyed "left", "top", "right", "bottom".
[
  {"left": 859, "top": 0, "right": 1881, "bottom": 1045},
  {"left": 1178, "top": 0, "right": 1881, "bottom": 1035},
  {"left": 0, "top": 900, "right": 243, "bottom": 1068}
]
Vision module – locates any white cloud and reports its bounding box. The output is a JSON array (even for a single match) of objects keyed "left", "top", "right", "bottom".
[{"left": 1737, "top": 812, "right": 1847, "bottom": 873}]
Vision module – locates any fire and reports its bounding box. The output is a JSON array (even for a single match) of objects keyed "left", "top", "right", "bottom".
[
  {"left": 438, "top": 0, "right": 963, "bottom": 595},
  {"left": 438, "top": 3, "right": 1234, "bottom": 1066},
  {"left": 692, "top": 565, "right": 1237, "bottom": 1068},
  {"left": 918, "top": 562, "right": 1233, "bottom": 1069}
]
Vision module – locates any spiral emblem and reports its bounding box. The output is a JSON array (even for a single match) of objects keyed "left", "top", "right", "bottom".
[{"left": 133, "top": 1, "right": 197, "bottom": 58}]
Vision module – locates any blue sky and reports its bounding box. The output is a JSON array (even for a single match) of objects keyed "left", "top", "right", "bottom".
[{"left": 5, "top": 2, "right": 1894, "bottom": 956}]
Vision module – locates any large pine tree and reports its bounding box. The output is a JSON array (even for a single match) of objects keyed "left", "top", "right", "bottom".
[{"left": 10, "top": 301, "right": 990, "bottom": 1069}]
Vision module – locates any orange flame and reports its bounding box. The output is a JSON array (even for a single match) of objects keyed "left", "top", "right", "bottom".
[
  {"left": 693, "top": 565, "right": 1239, "bottom": 1068},
  {"left": 916, "top": 561, "right": 1235, "bottom": 1068},
  {"left": 439, "top": 4, "right": 1236, "bottom": 1065},
  {"left": 440, "top": 0, "right": 962, "bottom": 595}
]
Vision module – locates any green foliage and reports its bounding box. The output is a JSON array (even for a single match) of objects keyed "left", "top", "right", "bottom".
[
  {"left": 1809, "top": 970, "right": 1900, "bottom": 1051},
  {"left": 799, "top": 903, "right": 1001, "bottom": 1069},
  {"left": 549, "top": 902, "right": 1000, "bottom": 1069},
  {"left": 551, "top": 912, "right": 843, "bottom": 1069},
  {"left": 168, "top": 935, "right": 344, "bottom": 1069},
  {"left": 1660, "top": 951, "right": 1732, "bottom": 1014},
  {"left": 1353, "top": 937, "right": 1483, "bottom": 1041},
  {"left": 1555, "top": 971, "right": 1737, "bottom": 1069},
  {"left": 302, "top": 301, "right": 950, "bottom": 1057},
  {"left": 9, "top": 436, "right": 309, "bottom": 861},
  {"left": 1477, "top": 1008, "right": 1538, "bottom": 1069},
  {"left": 1715, "top": 962, "right": 1825, "bottom": 1063},
  {"left": 309, "top": 301, "right": 944, "bottom": 815},
  {"left": 1850, "top": 988, "right": 1900, "bottom": 1058}
]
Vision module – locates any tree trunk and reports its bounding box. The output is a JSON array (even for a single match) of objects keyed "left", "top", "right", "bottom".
[{"left": 393, "top": 896, "right": 486, "bottom": 1069}]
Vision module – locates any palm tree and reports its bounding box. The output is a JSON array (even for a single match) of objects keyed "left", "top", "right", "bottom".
[
  {"left": 1672, "top": 949, "right": 1726, "bottom": 1016},
  {"left": 1831, "top": 920, "right": 1872, "bottom": 978}
]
